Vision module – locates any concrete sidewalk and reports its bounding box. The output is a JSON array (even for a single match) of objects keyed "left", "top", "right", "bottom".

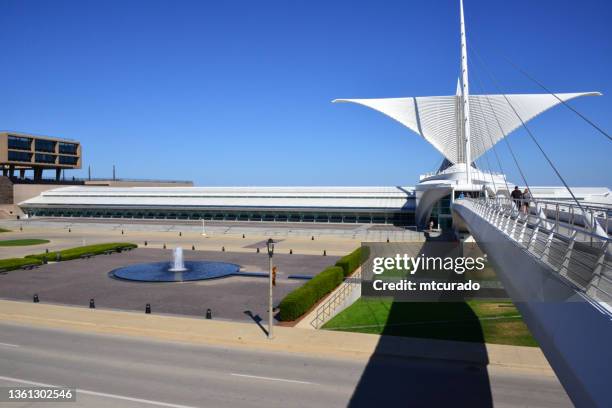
[{"left": 0, "top": 299, "right": 553, "bottom": 373}]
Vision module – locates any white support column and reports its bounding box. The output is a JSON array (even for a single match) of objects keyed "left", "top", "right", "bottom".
[{"left": 459, "top": 0, "right": 472, "bottom": 185}]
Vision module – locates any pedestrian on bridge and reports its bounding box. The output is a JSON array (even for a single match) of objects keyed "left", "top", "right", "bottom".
[
  {"left": 522, "top": 188, "right": 531, "bottom": 214},
  {"left": 511, "top": 186, "right": 523, "bottom": 211}
]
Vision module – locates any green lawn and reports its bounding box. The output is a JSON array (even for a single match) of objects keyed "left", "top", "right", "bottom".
[
  {"left": 323, "top": 298, "right": 537, "bottom": 347},
  {"left": 0, "top": 239, "right": 50, "bottom": 247}
]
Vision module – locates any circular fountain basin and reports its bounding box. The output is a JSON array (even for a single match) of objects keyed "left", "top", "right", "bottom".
[{"left": 111, "top": 261, "right": 241, "bottom": 282}]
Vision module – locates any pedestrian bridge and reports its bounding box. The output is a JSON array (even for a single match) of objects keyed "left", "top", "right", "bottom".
[{"left": 452, "top": 197, "right": 611, "bottom": 407}]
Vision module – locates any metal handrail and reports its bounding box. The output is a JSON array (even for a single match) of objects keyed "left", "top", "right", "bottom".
[
  {"left": 486, "top": 196, "right": 611, "bottom": 238},
  {"left": 457, "top": 198, "right": 611, "bottom": 305},
  {"left": 310, "top": 269, "right": 361, "bottom": 329}
]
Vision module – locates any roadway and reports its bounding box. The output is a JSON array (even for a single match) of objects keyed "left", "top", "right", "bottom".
[{"left": 0, "top": 322, "right": 571, "bottom": 407}]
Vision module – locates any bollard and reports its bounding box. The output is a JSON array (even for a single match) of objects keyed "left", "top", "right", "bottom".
[
  {"left": 68, "top": 228, "right": 71, "bottom": 233},
  {"left": 256, "top": 247, "right": 260, "bottom": 253},
  {"left": 290, "top": 249, "right": 293, "bottom": 255},
  {"left": 222, "top": 246, "right": 225, "bottom": 252},
  {"left": 163, "top": 243, "right": 166, "bottom": 249},
  {"left": 311, "top": 236, "right": 314, "bottom": 240},
  {"left": 179, "top": 232, "right": 182, "bottom": 237},
  {"left": 386, "top": 238, "right": 390, "bottom": 243},
  {"left": 122, "top": 230, "right": 124, "bottom": 235},
  {"left": 145, "top": 303, "right": 151, "bottom": 314},
  {"left": 89, "top": 298, "right": 95, "bottom": 309},
  {"left": 45, "top": 248, "right": 49, "bottom": 254},
  {"left": 242, "top": 234, "right": 245, "bottom": 239},
  {"left": 20, "top": 226, "right": 23, "bottom": 231},
  {"left": 323, "top": 250, "right": 326, "bottom": 256},
  {"left": 206, "top": 308, "right": 212, "bottom": 319},
  {"left": 56, "top": 253, "right": 61, "bottom": 262},
  {"left": 33, "top": 294, "right": 39, "bottom": 303},
  {"left": 192, "top": 245, "right": 195, "bottom": 250},
  {"left": 144, "top": 241, "right": 148, "bottom": 246}
]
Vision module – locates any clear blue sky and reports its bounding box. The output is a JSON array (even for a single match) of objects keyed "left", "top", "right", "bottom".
[{"left": 0, "top": 0, "right": 610, "bottom": 187}]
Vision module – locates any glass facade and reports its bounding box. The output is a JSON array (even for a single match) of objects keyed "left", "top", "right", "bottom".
[
  {"left": 23, "top": 207, "right": 415, "bottom": 226},
  {"left": 430, "top": 194, "right": 453, "bottom": 230},
  {"left": 58, "top": 142, "right": 78, "bottom": 155},
  {"left": 8, "top": 150, "right": 32, "bottom": 162},
  {"left": 35, "top": 139, "right": 56, "bottom": 153},
  {"left": 35, "top": 153, "right": 56, "bottom": 164},
  {"left": 7, "top": 136, "right": 32, "bottom": 150},
  {"left": 59, "top": 155, "right": 78, "bottom": 165}
]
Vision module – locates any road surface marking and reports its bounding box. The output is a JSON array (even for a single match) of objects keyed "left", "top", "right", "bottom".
[
  {"left": 230, "top": 373, "right": 315, "bottom": 385},
  {"left": 0, "top": 342, "right": 19, "bottom": 348},
  {"left": 0, "top": 375, "right": 198, "bottom": 408}
]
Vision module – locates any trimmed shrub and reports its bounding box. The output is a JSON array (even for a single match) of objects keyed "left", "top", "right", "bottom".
[
  {"left": 335, "top": 246, "right": 368, "bottom": 277},
  {"left": 0, "top": 257, "right": 43, "bottom": 272},
  {"left": 279, "top": 266, "right": 344, "bottom": 321},
  {"left": 279, "top": 286, "right": 318, "bottom": 322},
  {"left": 25, "top": 242, "right": 137, "bottom": 262},
  {"left": 311, "top": 266, "right": 344, "bottom": 298}
]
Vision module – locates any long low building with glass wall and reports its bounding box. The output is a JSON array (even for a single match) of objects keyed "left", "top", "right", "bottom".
[{"left": 19, "top": 186, "right": 416, "bottom": 225}]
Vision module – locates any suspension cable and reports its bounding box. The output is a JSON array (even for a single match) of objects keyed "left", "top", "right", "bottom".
[
  {"left": 472, "top": 115, "right": 498, "bottom": 194},
  {"left": 469, "top": 50, "right": 532, "bottom": 199},
  {"left": 467, "top": 53, "right": 512, "bottom": 195},
  {"left": 470, "top": 46, "right": 588, "bottom": 215},
  {"left": 502, "top": 56, "right": 611, "bottom": 142},
  {"left": 470, "top": 75, "right": 504, "bottom": 194}
]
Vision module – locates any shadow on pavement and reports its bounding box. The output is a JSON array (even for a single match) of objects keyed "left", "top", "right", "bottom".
[
  {"left": 244, "top": 310, "right": 269, "bottom": 336},
  {"left": 347, "top": 240, "right": 493, "bottom": 407}
]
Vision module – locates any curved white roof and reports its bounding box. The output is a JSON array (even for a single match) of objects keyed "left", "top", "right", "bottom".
[
  {"left": 334, "top": 92, "right": 601, "bottom": 164},
  {"left": 20, "top": 186, "right": 416, "bottom": 211}
]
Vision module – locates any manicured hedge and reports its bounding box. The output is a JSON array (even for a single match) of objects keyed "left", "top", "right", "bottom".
[
  {"left": 335, "top": 246, "right": 368, "bottom": 277},
  {"left": 0, "top": 257, "right": 43, "bottom": 272},
  {"left": 25, "top": 242, "right": 137, "bottom": 262},
  {"left": 279, "top": 266, "right": 344, "bottom": 321}
]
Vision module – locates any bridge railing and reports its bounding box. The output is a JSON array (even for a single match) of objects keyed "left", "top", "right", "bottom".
[
  {"left": 487, "top": 196, "right": 611, "bottom": 237},
  {"left": 310, "top": 270, "right": 361, "bottom": 329},
  {"left": 459, "top": 198, "right": 612, "bottom": 307}
]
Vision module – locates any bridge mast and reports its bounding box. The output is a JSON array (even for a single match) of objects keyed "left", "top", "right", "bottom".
[{"left": 459, "top": 0, "right": 472, "bottom": 184}]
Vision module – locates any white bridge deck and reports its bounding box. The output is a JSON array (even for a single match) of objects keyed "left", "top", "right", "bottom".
[{"left": 453, "top": 197, "right": 611, "bottom": 407}]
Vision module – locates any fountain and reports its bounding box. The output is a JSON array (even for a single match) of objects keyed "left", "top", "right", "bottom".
[
  {"left": 110, "top": 247, "right": 243, "bottom": 282},
  {"left": 168, "top": 247, "right": 187, "bottom": 272}
]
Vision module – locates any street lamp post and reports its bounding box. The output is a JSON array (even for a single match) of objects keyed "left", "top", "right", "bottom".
[{"left": 266, "top": 238, "right": 275, "bottom": 339}]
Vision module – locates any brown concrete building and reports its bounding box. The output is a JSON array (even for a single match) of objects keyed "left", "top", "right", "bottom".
[
  {"left": 0, "top": 131, "right": 81, "bottom": 181},
  {"left": 0, "top": 132, "right": 192, "bottom": 217}
]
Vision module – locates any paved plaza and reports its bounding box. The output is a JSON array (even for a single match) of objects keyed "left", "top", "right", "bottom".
[
  {"left": 0, "top": 218, "right": 425, "bottom": 323},
  {"left": 0, "top": 217, "right": 424, "bottom": 258},
  {"left": 0, "top": 248, "right": 338, "bottom": 322}
]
